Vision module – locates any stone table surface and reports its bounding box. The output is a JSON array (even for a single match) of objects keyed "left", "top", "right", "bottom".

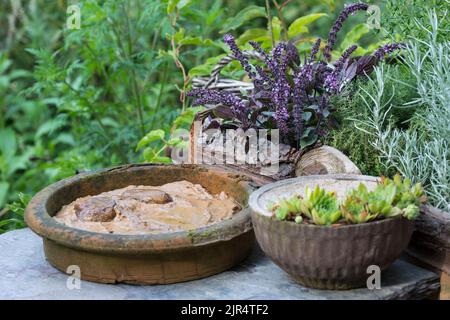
[{"left": 0, "top": 228, "right": 440, "bottom": 300}]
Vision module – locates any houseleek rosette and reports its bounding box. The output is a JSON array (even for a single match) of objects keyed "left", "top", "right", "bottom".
[{"left": 267, "top": 174, "right": 426, "bottom": 226}]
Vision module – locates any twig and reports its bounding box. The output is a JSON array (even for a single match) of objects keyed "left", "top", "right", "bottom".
[
  {"left": 169, "top": 10, "right": 190, "bottom": 111},
  {"left": 123, "top": 0, "right": 146, "bottom": 136},
  {"left": 150, "top": 61, "right": 169, "bottom": 129},
  {"left": 107, "top": 12, "right": 145, "bottom": 136},
  {"left": 265, "top": 0, "right": 275, "bottom": 46},
  {"left": 272, "top": 0, "right": 293, "bottom": 41}
]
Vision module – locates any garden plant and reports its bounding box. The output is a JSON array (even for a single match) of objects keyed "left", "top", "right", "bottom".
[{"left": 267, "top": 174, "right": 426, "bottom": 225}]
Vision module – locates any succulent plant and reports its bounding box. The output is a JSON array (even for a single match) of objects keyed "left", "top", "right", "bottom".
[
  {"left": 310, "top": 206, "right": 342, "bottom": 226},
  {"left": 368, "top": 184, "right": 398, "bottom": 217},
  {"left": 342, "top": 175, "right": 426, "bottom": 222},
  {"left": 298, "top": 186, "right": 323, "bottom": 218},
  {"left": 271, "top": 195, "right": 302, "bottom": 221},
  {"left": 342, "top": 182, "right": 398, "bottom": 223},
  {"left": 295, "top": 215, "right": 303, "bottom": 224},
  {"left": 382, "top": 174, "right": 426, "bottom": 206},
  {"left": 341, "top": 195, "right": 380, "bottom": 224},
  {"left": 267, "top": 175, "right": 425, "bottom": 226},
  {"left": 300, "top": 186, "right": 341, "bottom": 226},
  {"left": 380, "top": 174, "right": 426, "bottom": 220},
  {"left": 274, "top": 202, "right": 290, "bottom": 221}
]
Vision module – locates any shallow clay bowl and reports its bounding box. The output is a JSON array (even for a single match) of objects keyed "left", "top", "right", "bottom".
[
  {"left": 249, "top": 174, "right": 414, "bottom": 290},
  {"left": 25, "top": 164, "right": 255, "bottom": 285}
]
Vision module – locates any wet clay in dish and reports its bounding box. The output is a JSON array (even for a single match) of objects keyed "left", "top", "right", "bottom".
[{"left": 54, "top": 180, "right": 240, "bottom": 235}]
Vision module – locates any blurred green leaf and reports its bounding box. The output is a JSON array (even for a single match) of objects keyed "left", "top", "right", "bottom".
[
  {"left": 188, "top": 54, "right": 226, "bottom": 77},
  {"left": 35, "top": 116, "right": 67, "bottom": 138},
  {"left": 177, "top": 0, "right": 192, "bottom": 11},
  {"left": 143, "top": 147, "right": 154, "bottom": 161},
  {"left": 166, "top": 137, "right": 183, "bottom": 146},
  {"left": 287, "top": 13, "right": 327, "bottom": 39},
  {"left": 237, "top": 28, "right": 268, "bottom": 45},
  {"left": 167, "top": 0, "right": 193, "bottom": 14},
  {"left": 167, "top": 0, "right": 180, "bottom": 13},
  {"left": 5, "top": 193, "right": 31, "bottom": 216},
  {"left": 173, "top": 28, "right": 185, "bottom": 42},
  {"left": 340, "top": 23, "right": 370, "bottom": 51},
  {"left": 324, "top": 0, "right": 336, "bottom": 12},
  {"left": 271, "top": 17, "right": 282, "bottom": 41},
  {"left": 136, "top": 129, "right": 165, "bottom": 151},
  {"left": 188, "top": 64, "right": 213, "bottom": 77},
  {"left": 173, "top": 107, "right": 203, "bottom": 128},
  {"left": 151, "top": 156, "right": 173, "bottom": 164},
  {"left": 0, "top": 129, "right": 17, "bottom": 160},
  {"left": 221, "top": 5, "right": 266, "bottom": 33}
]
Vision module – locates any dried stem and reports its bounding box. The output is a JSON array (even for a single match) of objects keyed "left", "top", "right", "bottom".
[
  {"left": 265, "top": 0, "right": 275, "bottom": 46},
  {"left": 169, "top": 10, "right": 190, "bottom": 111},
  {"left": 272, "top": 0, "right": 292, "bottom": 41}
]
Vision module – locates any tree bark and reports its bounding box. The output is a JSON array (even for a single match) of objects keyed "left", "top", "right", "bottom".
[{"left": 406, "top": 205, "right": 450, "bottom": 275}]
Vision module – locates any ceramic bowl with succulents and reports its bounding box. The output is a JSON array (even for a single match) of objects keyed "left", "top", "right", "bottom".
[{"left": 249, "top": 174, "right": 426, "bottom": 290}]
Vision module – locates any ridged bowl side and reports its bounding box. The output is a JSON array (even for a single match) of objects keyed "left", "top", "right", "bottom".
[{"left": 252, "top": 213, "right": 414, "bottom": 289}]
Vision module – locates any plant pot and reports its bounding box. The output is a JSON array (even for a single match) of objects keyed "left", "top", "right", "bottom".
[
  {"left": 249, "top": 174, "right": 414, "bottom": 290},
  {"left": 25, "top": 164, "right": 255, "bottom": 285}
]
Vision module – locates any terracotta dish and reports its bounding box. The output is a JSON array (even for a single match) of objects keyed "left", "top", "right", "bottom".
[{"left": 25, "top": 164, "right": 255, "bottom": 285}]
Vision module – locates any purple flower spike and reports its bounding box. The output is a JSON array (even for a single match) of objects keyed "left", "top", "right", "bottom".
[
  {"left": 310, "top": 38, "right": 322, "bottom": 62},
  {"left": 324, "top": 45, "right": 358, "bottom": 93},
  {"left": 249, "top": 41, "right": 276, "bottom": 85},
  {"left": 323, "top": 72, "right": 339, "bottom": 93},
  {"left": 269, "top": 42, "right": 288, "bottom": 75},
  {"left": 287, "top": 42, "right": 301, "bottom": 65},
  {"left": 249, "top": 41, "right": 270, "bottom": 62},
  {"left": 254, "top": 65, "right": 272, "bottom": 85},
  {"left": 335, "top": 45, "right": 358, "bottom": 68},
  {"left": 267, "top": 42, "right": 292, "bottom": 138},
  {"left": 324, "top": 3, "right": 369, "bottom": 61},
  {"left": 274, "top": 106, "right": 290, "bottom": 137},
  {"left": 188, "top": 88, "right": 246, "bottom": 113},
  {"left": 223, "top": 33, "right": 256, "bottom": 80},
  {"left": 373, "top": 43, "right": 405, "bottom": 61}
]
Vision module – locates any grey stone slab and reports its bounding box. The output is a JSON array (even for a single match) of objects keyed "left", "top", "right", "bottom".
[{"left": 0, "top": 228, "right": 440, "bottom": 300}]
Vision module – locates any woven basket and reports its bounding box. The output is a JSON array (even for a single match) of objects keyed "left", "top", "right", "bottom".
[{"left": 192, "top": 50, "right": 262, "bottom": 96}]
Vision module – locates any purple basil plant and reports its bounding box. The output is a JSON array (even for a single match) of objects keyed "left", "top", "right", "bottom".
[{"left": 187, "top": 3, "right": 403, "bottom": 149}]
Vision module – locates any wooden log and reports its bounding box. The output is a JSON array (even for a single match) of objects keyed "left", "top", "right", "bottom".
[
  {"left": 405, "top": 205, "right": 450, "bottom": 300},
  {"left": 295, "top": 145, "right": 361, "bottom": 177},
  {"left": 407, "top": 205, "right": 450, "bottom": 274},
  {"left": 440, "top": 272, "right": 450, "bottom": 300},
  {"left": 188, "top": 122, "right": 362, "bottom": 180}
]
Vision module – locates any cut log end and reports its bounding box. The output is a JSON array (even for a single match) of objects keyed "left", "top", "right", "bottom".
[{"left": 295, "top": 146, "right": 361, "bottom": 177}]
